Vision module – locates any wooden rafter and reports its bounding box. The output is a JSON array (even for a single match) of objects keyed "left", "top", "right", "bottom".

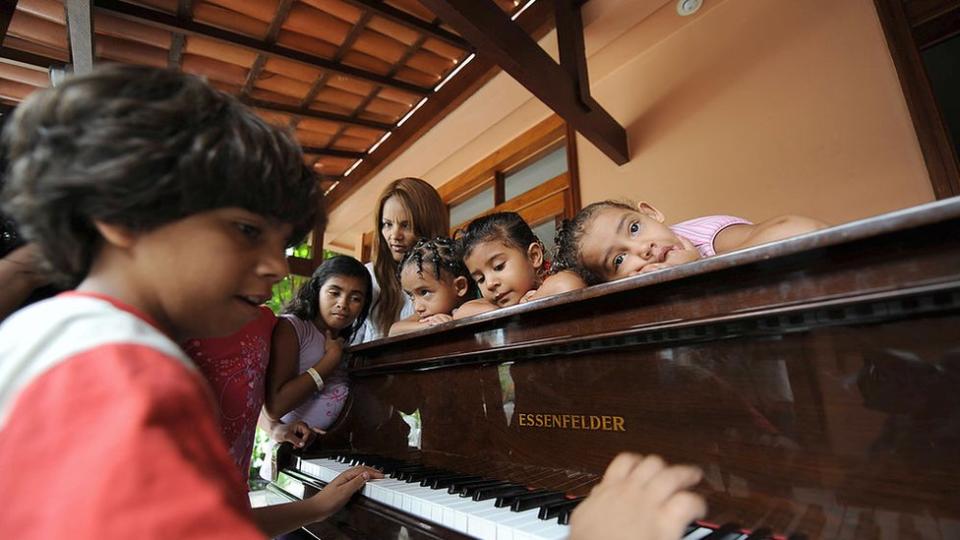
[
  {"left": 301, "top": 146, "right": 365, "bottom": 160},
  {"left": 167, "top": 0, "right": 192, "bottom": 68},
  {"left": 65, "top": 0, "right": 95, "bottom": 75},
  {"left": 0, "top": 46, "right": 64, "bottom": 69},
  {"left": 322, "top": 17, "right": 432, "bottom": 156},
  {"left": 244, "top": 98, "right": 393, "bottom": 131},
  {"left": 419, "top": 0, "right": 629, "bottom": 165},
  {"left": 1, "top": 1, "right": 19, "bottom": 44},
  {"left": 298, "top": 11, "right": 372, "bottom": 112},
  {"left": 323, "top": 0, "right": 554, "bottom": 207},
  {"left": 239, "top": 0, "right": 294, "bottom": 98},
  {"left": 341, "top": 0, "right": 469, "bottom": 50},
  {"left": 92, "top": 0, "right": 433, "bottom": 95}
]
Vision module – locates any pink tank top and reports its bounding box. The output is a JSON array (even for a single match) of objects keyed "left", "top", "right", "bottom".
[{"left": 669, "top": 215, "right": 752, "bottom": 257}]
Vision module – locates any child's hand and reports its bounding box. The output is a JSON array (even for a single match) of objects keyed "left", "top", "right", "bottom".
[
  {"left": 568, "top": 453, "right": 706, "bottom": 540},
  {"left": 518, "top": 289, "right": 538, "bottom": 304},
  {"left": 270, "top": 420, "right": 325, "bottom": 449},
  {"left": 307, "top": 465, "right": 384, "bottom": 520},
  {"left": 419, "top": 313, "right": 453, "bottom": 325},
  {"left": 640, "top": 262, "right": 671, "bottom": 273}
]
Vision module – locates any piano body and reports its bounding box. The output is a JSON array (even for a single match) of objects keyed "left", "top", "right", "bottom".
[{"left": 268, "top": 198, "right": 960, "bottom": 539}]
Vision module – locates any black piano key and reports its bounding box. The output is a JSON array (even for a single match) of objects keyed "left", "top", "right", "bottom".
[
  {"left": 427, "top": 474, "right": 482, "bottom": 489},
  {"left": 538, "top": 497, "right": 583, "bottom": 520},
  {"left": 495, "top": 489, "right": 548, "bottom": 508},
  {"left": 745, "top": 527, "right": 774, "bottom": 539},
  {"left": 447, "top": 479, "right": 504, "bottom": 495},
  {"left": 558, "top": 508, "right": 573, "bottom": 525},
  {"left": 411, "top": 470, "right": 454, "bottom": 484},
  {"left": 403, "top": 469, "right": 445, "bottom": 483},
  {"left": 511, "top": 492, "right": 567, "bottom": 512},
  {"left": 460, "top": 481, "right": 514, "bottom": 498},
  {"left": 787, "top": 534, "right": 808, "bottom": 540},
  {"left": 702, "top": 522, "right": 743, "bottom": 540},
  {"left": 474, "top": 485, "right": 531, "bottom": 502},
  {"left": 390, "top": 465, "right": 428, "bottom": 480}
]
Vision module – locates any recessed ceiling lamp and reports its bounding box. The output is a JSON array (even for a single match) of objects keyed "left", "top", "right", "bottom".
[{"left": 676, "top": 0, "right": 702, "bottom": 16}]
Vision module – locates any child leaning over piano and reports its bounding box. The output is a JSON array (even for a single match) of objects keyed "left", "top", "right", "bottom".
[{"left": 555, "top": 200, "right": 828, "bottom": 284}]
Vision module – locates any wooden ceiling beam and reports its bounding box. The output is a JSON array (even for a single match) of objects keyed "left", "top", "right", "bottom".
[
  {"left": 419, "top": 0, "right": 628, "bottom": 165},
  {"left": 244, "top": 98, "right": 393, "bottom": 131},
  {"left": 301, "top": 146, "right": 365, "bottom": 159},
  {"left": 92, "top": 0, "right": 433, "bottom": 95},
  {"left": 168, "top": 33, "right": 185, "bottom": 67},
  {"left": 176, "top": 0, "right": 192, "bottom": 19},
  {"left": 65, "top": 0, "right": 95, "bottom": 75},
  {"left": 240, "top": 0, "right": 294, "bottom": 98},
  {"left": 0, "top": 46, "right": 65, "bottom": 69},
  {"left": 167, "top": 0, "right": 192, "bottom": 68},
  {"left": 1, "top": 1, "right": 19, "bottom": 45},
  {"left": 340, "top": 0, "right": 469, "bottom": 50}
]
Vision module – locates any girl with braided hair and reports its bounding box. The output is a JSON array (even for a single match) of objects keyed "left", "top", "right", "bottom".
[{"left": 388, "top": 237, "right": 478, "bottom": 336}]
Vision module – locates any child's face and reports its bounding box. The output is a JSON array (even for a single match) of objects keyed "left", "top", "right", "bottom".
[
  {"left": 117, "top": 207, "right": 291, "bottom": 340},
  {"left": 579, "top": 204, "right": 701, "bottom": 281},
  {"left": 317, "top": 275, "right": 366, "bottom": 331},
  {"left": 464, "top": 241, "right": 543, "bottom": 308},
  {"left": 400, "top": 264, "right": 467, "bottom": 318},
  {"left": 380, "top": 196, "right": 416, "bottom": 263}
]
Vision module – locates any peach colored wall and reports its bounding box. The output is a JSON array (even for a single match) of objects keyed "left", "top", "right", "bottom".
[{"left": 325, "top": 0, "right": 933, "bottom": 250}]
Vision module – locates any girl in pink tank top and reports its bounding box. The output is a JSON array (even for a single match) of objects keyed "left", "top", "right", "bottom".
[
  {"left": 555, "top": 200, "right": 827, "bottom": 285},
  {"left": 264, "top": 256, "right": 372, "bottom": 430}
]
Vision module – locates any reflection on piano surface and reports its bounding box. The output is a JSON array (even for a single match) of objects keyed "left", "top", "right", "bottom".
[{"left": 268, "top": 199, "right": 960, "bottom": 540}]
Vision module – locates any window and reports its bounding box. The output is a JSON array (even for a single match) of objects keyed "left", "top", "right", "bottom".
[{"left": 439, "top": 115, "right": 581, "bottom": 252}]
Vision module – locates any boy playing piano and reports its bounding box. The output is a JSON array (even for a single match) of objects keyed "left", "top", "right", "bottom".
[{"left": 0, "top": 65, "right": 380, "bottom": 538}]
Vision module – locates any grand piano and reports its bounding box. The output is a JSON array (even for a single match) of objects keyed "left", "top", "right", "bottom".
[{"left": 266, "top": 198, "right": 960, "bottom": 540}]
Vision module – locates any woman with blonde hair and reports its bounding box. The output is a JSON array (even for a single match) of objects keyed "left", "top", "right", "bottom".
[{"left": 356, "top": 177, "right": 448, "bottom": 342}]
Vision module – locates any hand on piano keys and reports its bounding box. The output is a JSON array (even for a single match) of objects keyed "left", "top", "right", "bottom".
[
  {"left": 568, "top": 453, "right": 706, "bottom": 540},
  {"left": 310, "top": 464, "right": 385, "bottom": 520}
]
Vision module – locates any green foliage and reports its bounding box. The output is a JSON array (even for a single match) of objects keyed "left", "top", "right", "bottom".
[
  {"left": 290, "top": 241, "right": 312, "bottom": 259},
  {"left": 266, "top": 250, "right": 348, "bottom": 314},
  {"left": 266, "top": 274, "right": 308, "bottom": 314}
]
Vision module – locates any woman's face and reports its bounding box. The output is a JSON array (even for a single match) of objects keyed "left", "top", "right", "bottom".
[{"left": 380, "top": 196, "right": 415, "bottom": 263}]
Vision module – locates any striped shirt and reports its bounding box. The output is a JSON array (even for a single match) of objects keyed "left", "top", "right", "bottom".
[{"left": 0, "top": 293, "right": 263, "bottom": 539}]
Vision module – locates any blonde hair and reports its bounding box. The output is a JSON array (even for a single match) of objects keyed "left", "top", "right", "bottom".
[{"left": 371, "top": 177, "right": 448, "bottom": 335}]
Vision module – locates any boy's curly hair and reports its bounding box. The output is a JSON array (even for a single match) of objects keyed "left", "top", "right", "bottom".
[
  {"left": 554, "top": 200, "right": 635, "bottom": 285},
  {"left": 1, "top": 65, "right": 320, "bottom": 285},
  {"left": 397, "top": 236, "right": 478, "bottom": 298}
]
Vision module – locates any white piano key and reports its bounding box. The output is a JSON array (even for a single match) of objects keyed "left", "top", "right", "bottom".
[{"left": 683, "top": 527, "right": 715, "bottom": 540}]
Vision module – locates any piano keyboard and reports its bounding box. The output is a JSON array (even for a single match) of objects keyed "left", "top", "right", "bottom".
[
  {"left": 299, "top": 456, "right": 570, "bottom": 540},
  {"left": 277, "top": 455, "right": 768, "bottom": 540}
]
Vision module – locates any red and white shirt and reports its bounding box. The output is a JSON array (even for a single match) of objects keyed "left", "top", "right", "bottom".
[{"left": 0, "top": 292, "right": 264, "bottom": 539}]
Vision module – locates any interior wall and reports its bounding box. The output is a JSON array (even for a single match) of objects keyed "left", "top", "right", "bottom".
[{"left": 324, "top": 0, "right": 934, "bottom": 251}]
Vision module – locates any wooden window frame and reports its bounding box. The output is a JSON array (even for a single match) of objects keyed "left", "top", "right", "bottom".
[
  {"left": 873, "top": 0, "right": 960, "bottom": 199},
  {"left": 287, "top": 220, "right": 326, "bottom": 277},
  {"left": 440, "top": 114, "right": 582, "bottom": 232}
]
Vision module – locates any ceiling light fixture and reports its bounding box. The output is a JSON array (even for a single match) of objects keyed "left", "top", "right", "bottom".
[{"left": 676, "top": 0, "right": 702, "bottom": 16}]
